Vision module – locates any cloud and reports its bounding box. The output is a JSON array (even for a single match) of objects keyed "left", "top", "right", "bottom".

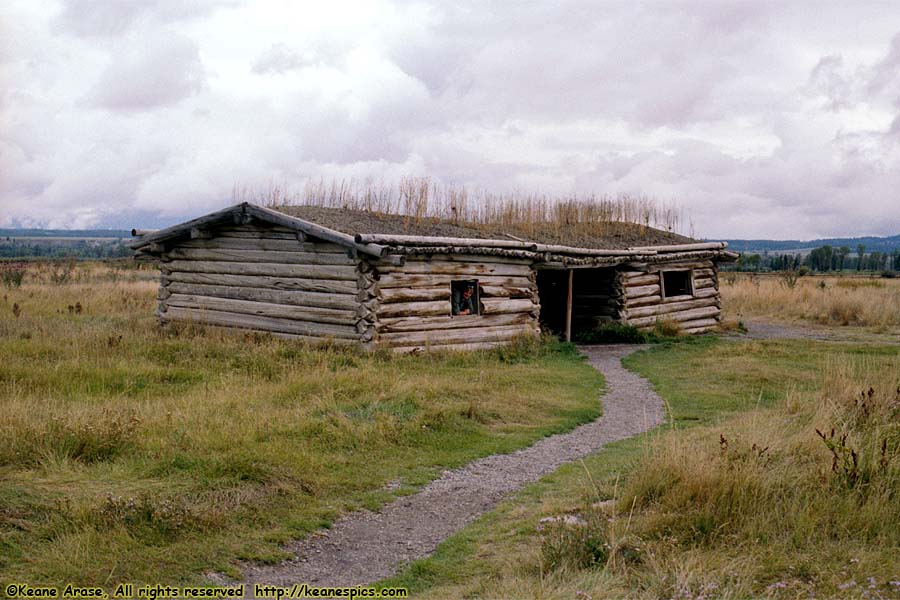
[
  {"left": 54, "top": 0, "right": 235, "bottom": 37},
  {"left": 2, "top": 0, "right": 900, "bottom": 238},
  {"left": 85, "top": 32, "right": 206, "bottom": 111}
]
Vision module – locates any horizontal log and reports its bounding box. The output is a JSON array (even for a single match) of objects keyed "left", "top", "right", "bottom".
[
  {"left": 378, "top": 297, "right": 537, "bottom": 319},
  {"left": 379, "top": 324, "right": 537, "bottom": 347},
  {"left": 480, "top": 285, "right": 535, "bottom": 299},
  {"left": 165, "top": 282, "right": 359, "bottom": 310},
  {"left": 623, "top": 297, "right": 719, "bottom": 320},
  {"left": 693, "top": 268, "right": 715, "bottom": 279},
  {"left": 622, "top": 273, "right": 659, "bottom": 286},
  {"left": 389, "top": 341, "right": 510, "bottom": 353},
  {"left": 535, "top": 244, "right": 656, "bottom": 257},
  {"left": 377, "top": 312, "right": 533, "bottom": 333},
  {"left": 694, "top": 277, "right": 716, "bottom": 290},
  {"left": 693, "top": 287, "right": 719, "bottom": 299},
  {"left": 399, "top": 253, "right": 533, "bottom": 266},
  {"left": 158, "top": 320, "right": 359, "bottom": 346},
  {"left": 380, "top": 287, "right": 450, "bottom": 304},
  {"left": 662, "top": 294, "right": 694, "bottom": 303},
  {"left": 389, "top": 246, "right": 539, "bottom": 260},
  {"left": 163, "top": 306, "right": 363, "bottom": 339},
  {"left": 377, "top": 273, "right": 535, "bottom": 289},
  {"left": 164, "top": 247, "right": 356, "bottom": 266},
  {"left": 179, "top": 237, "right": 349, "bottom": 252},
  {"left": 679, "top": 317, "right": 720, "bottom": 333},
  {"left": 624, "top": 294, "right": 661, "bottom": 308},
  {"left": 165, "top": 294, "right": 359, "bottom": 325},
  {"left": 162, "top": 271, "right": 358, "bottom": 294},
  {"left": 624, "top": 284, "right": 660, "bottom": 299},
  {"left": 216, "top": 230, "right": 299, "bottom": 240},
  {"left": 631, "top": 242, "right": 726, "bottom": 252},
  {"left": 216, "top": 223, "right": 294, "bottom": 233},
  {"left": 356, "top": 233, "right": 538, "bottom": 251},
  {"left": 377, "top": 261, "right": 532, "bottom": 277},
  {"left": 647, "top": 260, "right": 714, "bottom": 272},
  {"left": 164, "top": 260, "right": 358, "bottom": 281},
  {"left": 378, "top": 284, "right": 535, "bottom": 304},
  {"left": 626, "top": 305, "right": 720, "bottom": 328}
]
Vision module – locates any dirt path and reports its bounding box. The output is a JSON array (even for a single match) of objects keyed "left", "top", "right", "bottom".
[
  {"left": 737, "top": 318, "right": 900, "bottom": 344},
  {"left": 242, "top": 345, "right": 664, "bottom": 588}
]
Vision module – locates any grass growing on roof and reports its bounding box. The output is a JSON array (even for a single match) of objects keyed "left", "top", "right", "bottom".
[
  {"left": 382, "top": 337, "right": 900, "bottom": 599},
  {"left": 0, "top": 263, "right": 603, "bottom": 585}
]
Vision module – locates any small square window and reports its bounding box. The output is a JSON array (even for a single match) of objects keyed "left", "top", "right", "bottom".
[
  {"left": 451, "top": 280, "right": 481, "bottom": 315},
  {"left": 661, "top": 270, "right": 693, "bottom": 299}
]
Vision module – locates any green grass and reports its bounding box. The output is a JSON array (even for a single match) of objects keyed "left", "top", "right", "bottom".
[
  {"left": 383, "top": 337, "right": 900, "bottom": 599},
  {"left": 0, "top": 267, "right": 604, "bottom": 585}
]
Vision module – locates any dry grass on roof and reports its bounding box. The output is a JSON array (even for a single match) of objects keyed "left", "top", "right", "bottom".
[
  {"left": 276, "top": 205, "right": 695, "bottom": 249},
  {"left": 247, "top": 178, "right": 697, "bottom": 249}
]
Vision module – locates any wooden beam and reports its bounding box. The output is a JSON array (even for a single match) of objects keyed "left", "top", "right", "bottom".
[
  {"left": 355, "top": 233, "right": 539, "bottom": 251},
  {"left": 565, "top": 269, "right": 574, "bottom": 342}
]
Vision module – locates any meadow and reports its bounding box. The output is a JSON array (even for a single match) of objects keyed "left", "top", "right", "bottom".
[
  {"left": 387, "top": 338, "right": 900, "bottom": 599},
  {"left": 0, "top": 262, "right": 603, "bottom": 584},
  {"left": 720, "top": 272, "right": 900, "bottom": 330},
  {"left": 5, "top": 260, "right": 900, "bottom": 597}
]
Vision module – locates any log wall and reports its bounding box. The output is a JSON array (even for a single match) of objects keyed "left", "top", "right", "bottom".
[
  {"left": 616, "top": 259, "right": 721, "bottom": 334},
  {"left": 365, "top": 254, "right": 541, "bottom": 351},
  {"left": 155, "top": 223, "right": 370, "bottom": 345}
]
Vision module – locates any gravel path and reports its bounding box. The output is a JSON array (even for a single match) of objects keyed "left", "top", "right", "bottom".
[
  {"left": 736, "top": 318, "right": 900, "bottom": 344},
  {"left": 737, "top": 318, "right": 839, "bottom": 341},
  {"left": 243, "top": 344, "right": 664, "bottom": 588}
]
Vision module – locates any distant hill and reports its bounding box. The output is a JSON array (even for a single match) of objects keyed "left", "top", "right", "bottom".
[
  {"left": 0, "top": 229, "right": 132, "bottom": 259},
  {"left": 0, "top": 228, "right": 131, "bottom": 239},
  {"left": 724, "top": 234, "right": 900, "bottom": 255}
]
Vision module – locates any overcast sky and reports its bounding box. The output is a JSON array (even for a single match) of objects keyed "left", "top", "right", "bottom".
[{"left": 2, "top": 1, "right": 899, "bottom": 239}]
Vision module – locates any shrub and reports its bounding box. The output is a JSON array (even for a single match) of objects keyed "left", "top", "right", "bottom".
[
  {"left": 652, "top": 318, "right": 682, "bottom": 338},
  {"left": 48, "top": 258, "right": 77, "bottom": 285},
  {"left": 1, "top": 262, "right": 27, "bottom": 288},
  {"left": 575, "top": 322, "right": 652, "bottom": 344},
  {"left": 540, "top": 513, "right": 609, "bottom": 571},
  {"left": 779, "top": 268, "right": 800, "bottom": 289}
]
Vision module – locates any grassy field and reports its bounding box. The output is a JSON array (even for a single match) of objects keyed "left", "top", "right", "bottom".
[
  {"left": 0, "top": 262, "right": 604, "bottom": 585},
  {"left": 721, "top": 272, "right": 900, "bottom": 330},
  {"left": 384, "top": 338, "right": 900, "bottom": 599}
]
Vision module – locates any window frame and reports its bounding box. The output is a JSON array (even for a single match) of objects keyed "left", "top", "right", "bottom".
[
  {"left": 660, "top": 269, "right": 694, "bottom": 302},
  {"left": 450, "top": 279, "right": 482, "bottom": 316}
]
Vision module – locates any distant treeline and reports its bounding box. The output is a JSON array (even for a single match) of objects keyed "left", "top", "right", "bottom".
[
  {"left": 725, "top": 234, "right": 900, "bottom": 254},
  {"left": 727, "top": 244, "right": 900, "bottom": 274},
  {"left": 0, "top": 229, "right": 131, "bottom": 238},
  {"left": 0, "top": 237, "right": 132, "bottom": 259}
]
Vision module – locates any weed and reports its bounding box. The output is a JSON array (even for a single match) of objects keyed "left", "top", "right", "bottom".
[
  {"left": 1, "top": 262, "right": 27, "bottom": 288},
  {"left": 779, "top": 268, "right": 800, "bottom": 289},
  {"left": 652, "top": 318, "right": 683, "bottom": 338},
  {"left": 47, "top": 258, "right": 77, "bottom": 285}
]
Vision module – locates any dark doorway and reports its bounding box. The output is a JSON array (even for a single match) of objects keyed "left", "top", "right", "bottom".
[
  {"left": 536, "top": 270, "right": 570, "bottom": 336},
  {"left": 537, "top": 267, "right": 619, "bottom": 340}
]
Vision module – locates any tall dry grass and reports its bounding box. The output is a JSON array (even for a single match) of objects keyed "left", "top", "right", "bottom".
[
  {"left": 233, "top": 177, "right": 690, "bottom": 239},
  {"left": 721, "top": 273, "right": 900, "bottom": 329},
  {"left": 606, "top": 354, "right": 900, "bottom": 598},
  {"left": 0, "top": 262, "right": 602, "bottom": 584}
]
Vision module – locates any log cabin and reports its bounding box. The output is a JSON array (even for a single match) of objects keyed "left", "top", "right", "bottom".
[{"left": 130, "top": 202, "right": 738, "bottom": 351}]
